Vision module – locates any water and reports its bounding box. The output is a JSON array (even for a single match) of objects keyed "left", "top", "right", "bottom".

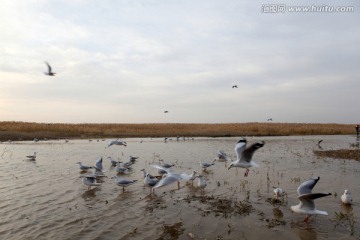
[{"left": 0, "top": 135, "right": 359, "bottom": 240}]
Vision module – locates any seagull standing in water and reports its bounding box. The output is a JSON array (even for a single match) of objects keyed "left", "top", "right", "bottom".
[
  {"left": 107, "top": 156, "right": 120, "bottom": 166},
  {"left": 228, "top": 138, "right": 265, "bottom": 177},
  {"left": 144, "top": 173, "right": 160, "bottom": 194},
  {"left": 95, "top": 157, "right": 103, "bottom": 171},
  {"left": 341, "top": 190, "right": 352, "bottom": 205},
  {"left": 26, "top": 152, "right": 37, "bottom": 160},
  {"left": 113, "top": 176, "right": 138, "bottom": 192},
  {"left": 44, "top": 62, "right": 56, "bottom": 76},
  {"left": 273, "top": 187, "right": 285, "bottom": 198},
  {"left": 197, "top": 175, "right": 207, "bottom": 193},
  {"left": 82, "top": 174, "right": 100, "bottom": 190},
  {"left": 290, "top": 176, "right": 331, "bottom": 222},
  {"left": 77, "top": 162, "right": 93, "bottom": 171}
]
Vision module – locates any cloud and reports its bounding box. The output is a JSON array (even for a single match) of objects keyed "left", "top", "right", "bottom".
[{"left": 0, "top": 0, "right": 359, "bottom": 123}]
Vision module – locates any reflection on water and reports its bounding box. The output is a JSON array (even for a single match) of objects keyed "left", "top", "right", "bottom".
[
  {"left": 292, "top": 223, "right": 318, "bottom": 240},
  {"left": 0, "top": 135, "right": 359, "bottom": 239}
]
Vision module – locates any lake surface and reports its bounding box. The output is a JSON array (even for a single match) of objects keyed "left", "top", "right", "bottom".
[{"left": 0, "top": 135, "right": 359, "bottom": 240}]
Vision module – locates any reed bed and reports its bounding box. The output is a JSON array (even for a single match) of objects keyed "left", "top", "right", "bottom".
[{"left": 0, "top": 121, "right": 357, "bottom": 141}]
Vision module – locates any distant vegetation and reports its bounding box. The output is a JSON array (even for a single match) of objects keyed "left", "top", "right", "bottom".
[{"left": 0, "top": 121, "right": 356, "bottom": 141}]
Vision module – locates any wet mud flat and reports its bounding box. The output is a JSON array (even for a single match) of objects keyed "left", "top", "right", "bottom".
[{"left": 0, "top": 135, "right": 359, "bottom": 239}]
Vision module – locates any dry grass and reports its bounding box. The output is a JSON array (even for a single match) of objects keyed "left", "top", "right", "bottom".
[{"left": 0, "top": 121, "right": 356, "bottom": 141}]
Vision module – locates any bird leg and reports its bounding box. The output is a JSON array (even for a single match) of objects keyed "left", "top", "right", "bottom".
[
  {"left": 304, "top": 215, "right": 311, "bottom": 223},
  {"left": 244, "top": 169, "right": 249, "bottom": 177},
  {"left": 177, "top": 181, "right": 180, "bottom": 189},
  {"left": 122, "top": 187, "right": 125, "bottom": 192}
]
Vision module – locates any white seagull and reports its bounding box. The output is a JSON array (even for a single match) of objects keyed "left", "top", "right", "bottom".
[
  {"left": 76, "top": 162, "right": 93, "bottom": 171},
  {"left": 107, "top": 156, "right": 120, "bottom": 166},
  {"left": 44, "top": 62, "right": 56, "bottom": 76},
  {"left": 115, "top": 162, "right": 130, "bottom": 174},
  {"left": 290, "top": 176, "right": 332, "bottom": 222},
  {"left": 144, "top": 173, "right": 160, "bottom": 194},
  {"left": 26, "top": 152, "right": 37, "bottom": 160},
  {"left": 273, "top": 187, "right": 284, "bottom": 198},
  {"left": 200, "top": 160, "right": 215, "bottom": 170},
  {"left": 197, "top": 175, "right": 207, "bottom": 193},
  {"left": 108, "top": 139, "right": 127, "bottom": 147},
  {"left": 151, "top": 165, "right": 190, "bottom": 190},
  {"left": 341, "top": 190, "right": 352, "bottom": 205},
  {"left": 216, "top": 150, "right": 231, "bottom": 162},
  {"left": 82, "top": 174, "right": 100, "bottom": 190},
  {"left": 228, "top": 138, "right": 265, "bottom": 177},
  {"left": 113, "top": 176, "right": 138, "bottom": 192},
  {"left": 95, "top": 157, "right": 103, "bottom": 171}
]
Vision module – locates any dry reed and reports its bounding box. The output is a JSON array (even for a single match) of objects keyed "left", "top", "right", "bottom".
[{"left": 0, "top": 121, "right": 357, "bottom": 141}]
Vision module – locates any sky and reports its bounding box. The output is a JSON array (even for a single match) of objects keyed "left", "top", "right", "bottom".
[{"left": 0, "top": 0, "right": 359, "bottom": 124}]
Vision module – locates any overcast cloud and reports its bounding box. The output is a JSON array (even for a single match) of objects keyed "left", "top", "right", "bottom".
[{"left": 0, "top": 0, "right": 359, "bottom": 123}]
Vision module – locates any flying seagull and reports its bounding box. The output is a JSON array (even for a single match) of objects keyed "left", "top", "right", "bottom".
[
  {"left": 228, "top": 138, "right": 265, "bottom": 177},
  {"left": 164, "top": 110, "right": 169, "bottom": 113},
  {"left": 44, "top": 62, "right": 56, "bottom": 76},
  {"left": 232, "top": 85, "right": 238, "bottom": 88},
  {"left": 290, "top": 176, "right": 331, "bottom": 222}
]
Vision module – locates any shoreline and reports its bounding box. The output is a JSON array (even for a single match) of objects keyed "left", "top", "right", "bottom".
[{"left": 0, "top": 121, "right": 358, "bottom": 141}]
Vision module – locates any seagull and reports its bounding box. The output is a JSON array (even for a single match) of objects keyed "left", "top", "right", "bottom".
[
  {"left": 228, "top": 138, "right": 265, "bottom": 177},
  {"left": 107, "top": 156, "right": 120, "bottom": 166},
  {"left": 140, "top": 169, "right": 161, "bottom": 180},
  {"left": 200, "top": 160, "right": 215, "bottom": 170},
  {"left": 122, "top": 156, "right": 138, "bottom": 168},
  {"left": 113, "top": 176, "right": 138, "bottom": 192},
  {"left": 197, "top": 175, "right": 207, "bottom": 193},
  {"left": 144, "top": 173, "right": 160, "bottom": 194},
  {"left": 159, "top": 159, "right": 174, "bottom": 168},
  {"left": 26, "top": 152, "right": 37, "bottom": 160},
  {"left": 164, "top": 110, "right": 169, "bottom": 113},
  {"left": 115, "top": 162, "right": 130, "bottom": 174},
  {"left": 76, "top": 162, "right": 93, "bottom": 171},
  {"left": 108, "top": 139, "right": 127, "bottom": 147},
  {"left": 44, "top": 62, "right": 56, "bottom": 76},
  {"left": 317, "top": 140, "right": 323, "bottom": 149},
  {"left": 216, "top": 150, "right": 231, "bottom": 162},
  {"left": 151, "top": 165, "right": 190, "bottom": 190},
  {"left": 189, "top": 170, "right": 197, "bottom": 182},
  {"left": 232, "top": 85, "right": 238, "bottom": 88},
  {"left": 95, "top": 157, "right": 103, "bottom": 171},
  {"left": 341, "top": 190, "right": 352, "bottom": 205},
  {"left": 290, "top": 176, "right": 332, "bottom": 222},
  {"left": 273, "top": 187, "right": 284, "bottom": 198},
  {"left": 82, "top": 174, "right": 100, "bottom": 190},
  {"left": 93, "top": 166, "right": 105, "bottom": 177}
]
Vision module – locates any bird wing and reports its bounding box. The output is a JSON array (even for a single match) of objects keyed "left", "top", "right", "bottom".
[
  {"left": 151, "top": 164, "right": 173, "bottom": 174},
  {"left": 234, "top": 140, "right": 247, "bottom": 160},
  {"left": 298, "top": 193, "right": 331, "bottom": 210},
  {"left": 45, "top": 62, "right": 51, "bottom": 72},
  {"left": 153, "top": 174, "right": 179, "bottom": 189},
  {"left": 240, "top": 141, "right": 265, "bottom": 163},
  {"left": 297, "top": 177, "right": 320, "bottom": 195}
]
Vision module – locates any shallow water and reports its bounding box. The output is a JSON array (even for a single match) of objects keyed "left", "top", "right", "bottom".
[{"left": 0, "top": 135, "right": 359, "bottom": 240}]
